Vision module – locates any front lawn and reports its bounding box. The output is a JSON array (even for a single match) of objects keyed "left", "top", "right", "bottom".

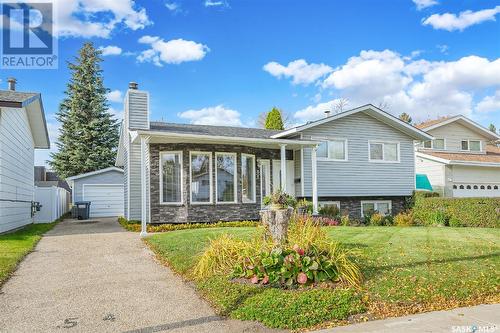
[
  {"left": 0, "top": 222, "right": 58, "bottom": 285},
  {"left": 145, "top": 226, "right": 500, "bottom": 330}
]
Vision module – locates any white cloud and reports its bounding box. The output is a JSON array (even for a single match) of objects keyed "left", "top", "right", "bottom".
[
  {"left": 476, "top": 91, "right": 500, "bottom": 113},
  {"left": 437, "top": 44, "right": 449, "bottom": 54},
  {"left": 98, "top": 45, "right": 122, "bottom": 56},
  {"left": 294, "top": 99, "right": 347, "bottom": 123},
  {"left": 107, "top": 90, "right": 123, "bottom": 103},
  {"left": 413, "top": 0, "right": 438, "bottom": 10},
  {"left": 422, "top": 6, "right": 500, "bottom": 31},
  {"left": 165, "top": 2, "right": 180, "bottom": 11},
  {"left": 204, "top": 0, "right": 227, "bottom": 7},
  {"left": 263, "top": 59, "right": 333, "bottom": 85},
  {"left": 291, "top": 50, "right": 500, "bottom": 123},
  {"left": 137, "top": 36, "right": 209, "bottom": 66},
  {"left": 54, "top": 0, "right": 151, "bottom": 38},
  {"left": 108, "top": 106, "right": 124, "bottom": 120},
  {"left": 178, "top": 105, "right": 242, "bottom": 126}
]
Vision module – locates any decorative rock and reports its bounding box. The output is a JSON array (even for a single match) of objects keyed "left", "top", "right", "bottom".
[{"left": 260, "top": 208, "right": 293, "bottom": 244}]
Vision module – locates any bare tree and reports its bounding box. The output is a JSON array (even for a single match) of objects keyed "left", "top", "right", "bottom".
[
  {"left": 333, "top": 98, "right": 349, "bottom": 113},
  {"left": 377, "top": 100, "right": 390, "bottom": 111}
]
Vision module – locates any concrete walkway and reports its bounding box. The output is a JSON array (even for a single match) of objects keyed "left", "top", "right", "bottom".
[
  {"left": 0, "top": 218, "right": 280, "bottom": 333},
  {"left": 317, "top": 304, "right": 500, "bottom": 333}
]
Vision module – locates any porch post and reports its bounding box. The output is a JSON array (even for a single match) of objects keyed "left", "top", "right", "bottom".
[
  {"left": 311, "top": 145, "right": 318, "bottom": 214},
  {"left": 140, "top": 135, "right": 150, "bottom": 237},
  {"left": 280, "top": 144, "right": 287, "bottom": 193}
]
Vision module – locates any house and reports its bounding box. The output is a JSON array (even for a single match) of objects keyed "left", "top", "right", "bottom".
[
  {"left": 415, "top": 115, "right": 500, "bottom": 197},
  {"left": 35, "top": 166, "right": 71, "bottom": 193},
  {"left": 116, "top": 82, "right": 431, "bottom": 227},
  {"left": 66, "top": 167, "right": 124, "bottom": 218},
  {"left": 0, "top": 78, "right": 50, "bottom": 233}
]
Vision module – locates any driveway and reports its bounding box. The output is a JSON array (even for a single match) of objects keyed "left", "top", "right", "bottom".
[{"left": 0, "top": 217, "right": 280, "bottom": 333}]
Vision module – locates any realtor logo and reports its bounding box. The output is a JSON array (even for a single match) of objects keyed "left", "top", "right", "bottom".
[{"left": 1, "top": 2, "right": 57, "bottom": 69}]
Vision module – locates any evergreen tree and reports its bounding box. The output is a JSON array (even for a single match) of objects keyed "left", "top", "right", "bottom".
[
  {"left": 399, "top": 112, "right": 412, "bottom": 124},
  {"left": 264, "top": 107, "right": 285, "bottom": 130},
  {"left": 489, "top": 123, "right": 497, "bottom": 133},
  {"left": 49, "top": 42, "right": 119, "bottom": 179}
]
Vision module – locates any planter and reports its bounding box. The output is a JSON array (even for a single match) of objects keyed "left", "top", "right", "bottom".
[{"left": 260, "top": 208, "right": 293, "bottom": 244}]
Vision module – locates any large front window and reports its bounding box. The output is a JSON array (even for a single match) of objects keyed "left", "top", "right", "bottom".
[
  {"left": 369, "top": 142, "right": 399, "bottom": 162},
  {"left": 216, "top": 153, "right": 237, "bottom": 203},
  {"left": 160, "top": 151, "right": 182, "bottom": 203},
  {"left": 241, "top": 154, "right": 256, "bottom": 203},
  {"left": 317, "top": 139, "right": 347, "bottom": 160},
  {"left": 190, "top": 152, "right": 212, "bottom": 203}
]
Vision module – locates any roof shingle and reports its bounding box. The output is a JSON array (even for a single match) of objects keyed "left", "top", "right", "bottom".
[
  {"left": 419, "top": 145, "right": 500, "bottom": 164},
  {"left": 415, "top": 116, "right": 454, "bottom": 129},
  {"left": 0, "top": 90, "right": 38, "bottom": 104}
]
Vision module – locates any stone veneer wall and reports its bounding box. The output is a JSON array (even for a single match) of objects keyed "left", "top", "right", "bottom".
[{"left": 149, "top": 143, "right": 292, "bottom": 223}]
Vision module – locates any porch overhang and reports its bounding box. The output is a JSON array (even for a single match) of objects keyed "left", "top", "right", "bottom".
[{"left": 130, "top": 130, "right": 320, "bottom": 149}]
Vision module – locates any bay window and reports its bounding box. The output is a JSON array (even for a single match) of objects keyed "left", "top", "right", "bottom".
[
  {"left": 216, "top": 152, "right": 237, "bottom": 203},
  {"left": 190, "top": 152, "right": 212, "bottom": 203},
  {"left": 241, "top": 154, "right": 256, "bottom": 203},
  {"left": 369, "top": 141, "right": 399, "bottom": 162},
  {"left": 160, "top": 151, "right": 183, "bottom": 204}
]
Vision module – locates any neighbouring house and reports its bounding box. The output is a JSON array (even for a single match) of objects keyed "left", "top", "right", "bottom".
[
  {"left": 33, "top": 166, "right": 71, "bottom": 223},
  {"left": 415, "top": 115, "right": 500, "bottom": 197},
  {"left": 115, "top": 82, "right": 432, "bottom": 224},
  {"left": 0, "top": 78, "right": 50, "bottom": 233},
  {"left": 66, "top": 167, "right": 124, "bottom": 218}
]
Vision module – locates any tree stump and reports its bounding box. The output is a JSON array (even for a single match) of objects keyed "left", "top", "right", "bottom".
[{"left": 260, "top": 208, "right": 293, "bottom": 244}]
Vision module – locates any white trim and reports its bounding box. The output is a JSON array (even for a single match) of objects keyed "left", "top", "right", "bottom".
[
  {"left": 259, "top": 159, "right": 271, "bottom": 208},
  {"left": 300, "top": 148, "right": 304, "bottom": 197},
  {"left": 271, "top": 104, "right": 433, "bottom": 141},
  {"left": 461, "top": 139, "right": 482, "bottom": 152},
  {"left": 368, "top": 140, "right": 400, "bottom": 163},
  {"left": 159, "top": 151, "right": 184, "bottom": 205},
  {"left": 66, "top": 166, "right": 123, "bottom": 181},
  {"left": 126, "top": 133, "right": 131, "bottom": 219},
  {"left": 215, "top": 152, "right": 238, "bottom": 204},
  {"left": 422, "top": 115, "right": 500, "bottom": 140},
  {"left": 189, "top": 151, "right": 213, "bottom": 205},
  {"left": 280, "top": 144, "right": 287, "bottom": 192},
  {"left": 416, "top": 152, "right": 500, "bottom": 168},
  {"left": 241, "top": 153, "right": 256, "bottom": 203},
  {"left": 361, "top": 200, "right": 392, "bottom": 217},
  {"left": 311, "top": 145, "right": 318, "bottom": 214},
  {"left": 313, "top": 137, "right": 348, "bottom": 162}
]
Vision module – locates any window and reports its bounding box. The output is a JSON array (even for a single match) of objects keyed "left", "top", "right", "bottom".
[
  {"left": 470, "top": 140, "right": 481, "bottom": 152},
  {"left": 190, "top": 152, "right": 212, "bottom": 204},
  {"left": 319, "top": 201, "right": 340, "bottom": 209},
  {"left": 160, "top": 151, "right": 183, "bottom": 204},
  {"left": 423, "top": 140, "right": 432, "bottom": 148},
  {"left": 461, "top": 140, "right": 469, "bottom": 150},
  {"left": 317, "top": 139, "right": 347, "bottom": 160},
  {"left": 216, "top": 153, "right": 237, "bottom": 203},
  {"left": 361, "top": 201, "right": 391, "bottom": 217},
  {"left": 241, "top": 154, "right": 256, "bottom": 203},
  {"left": 369, "top": 142, "right": 399, "bottom": 162},
  {"left": 433, "top": 139, "right": 445, "bottom": 149}
]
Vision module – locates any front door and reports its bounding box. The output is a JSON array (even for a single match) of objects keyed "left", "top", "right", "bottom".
[
  {"left": 272, "top": 160, "right": 295, "bottom": 196},
  {"left": 259, "top": 160, "right": 271, "bottom": 206}
]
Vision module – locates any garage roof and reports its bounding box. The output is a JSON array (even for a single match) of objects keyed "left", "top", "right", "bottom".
[{"left": 66, "top": 166, "right": 123, "bottom": 181}]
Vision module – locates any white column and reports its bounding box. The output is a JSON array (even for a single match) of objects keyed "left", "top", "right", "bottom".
[
  {"left": 311, "top": 145, "right": 318, "bottom": 214},
  {"left": 280, "top": 144, "right": 287, "bottom": 193},
  {"left": 140, "top": 135, "right": 150, "bottom": 237}
]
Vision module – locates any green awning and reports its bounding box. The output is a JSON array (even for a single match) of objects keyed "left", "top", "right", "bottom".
[{"left": 416, "top": 174, "right": 433, "bottom": 191}]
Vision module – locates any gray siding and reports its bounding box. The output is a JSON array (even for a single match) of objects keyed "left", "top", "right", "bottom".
[
  {"left": 126, "top": 90, "right": 149, "bottom": 130},
  {"left": 425, "top": 121, "right": 488, "bottom": 153},
  {"left": 73, "top": 170, "right": 124, "bottom": 202},
  {"left": 123, "top": 141, "right": 129, "bottom": 219},
  {"left": 128, "top": 141, "right": 142, "bottom": 220},
  {"left": 294, "top": 150, "right": 302, "bottom": 196},
  {"left": 302, "top": 112, "right": 415, "bottom": 197}
]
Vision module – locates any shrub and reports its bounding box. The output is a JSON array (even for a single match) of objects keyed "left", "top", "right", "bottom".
[
  {"left": 340, "top": 215, "right": 350, "bottom": 226},
  {"left": 383, "top": 215, "right": 394, "bottom": 226},
  {"left": 394, "top": 210, "right": 415, "bottom": 226},
  {"left": 118, "top": 217, "right": 260, "bottom": 233},
  {"left": 263, "top": 190, "right": 296, "bottom": 209},
  {"left": 318, "top": 204, "right": 340, "bottom": 218},
  {"left": 413, "top": 197, "right": 500, "bottom": 228},
  {"left": 313, "top": 216, "right": 339, "bottom": 226},
  {"left": 369, "top": 213, "right": 384, "bottom": 226},
  {"left": 296, "top": 199, "right": 313, "bottom": 215}
]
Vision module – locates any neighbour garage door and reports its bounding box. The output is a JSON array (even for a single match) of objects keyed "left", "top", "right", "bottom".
[{"left": 83, "top": 184, "right": 124, "bottom": 217}]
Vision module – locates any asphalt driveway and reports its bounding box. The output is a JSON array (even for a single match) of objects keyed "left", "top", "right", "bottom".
[{"left": 0, "top": 217, "right": 279, "bottom": 333}]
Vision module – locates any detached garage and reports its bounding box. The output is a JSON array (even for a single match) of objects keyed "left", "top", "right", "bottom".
[{"left": 67, "top": 167, "right": 124, "bottom": 218}]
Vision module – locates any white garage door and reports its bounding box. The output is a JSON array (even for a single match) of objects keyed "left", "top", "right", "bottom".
[{"left": 83, "top": 184, "right": 124, "bottom": 217}]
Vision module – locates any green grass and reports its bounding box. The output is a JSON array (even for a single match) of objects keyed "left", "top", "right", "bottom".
[
  {"left": 145, "top": 226, "right": 500, "bottom": 330},
  {"left": 0, "top": 222, "right": 58, "bottom": 285}
]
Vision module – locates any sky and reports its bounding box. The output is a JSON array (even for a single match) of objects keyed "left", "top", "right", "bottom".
[{"left": 2, "top": 0, "right": 499, "bottom": 166}]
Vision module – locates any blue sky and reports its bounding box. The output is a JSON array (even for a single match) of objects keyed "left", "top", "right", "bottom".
[{"left": 3, "top": 0, "right": 499, "bottom": 165}]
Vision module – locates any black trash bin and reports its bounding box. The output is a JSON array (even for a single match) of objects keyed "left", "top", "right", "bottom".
[{"left": 74, "top": 201, "right": 91, "bottom": 220}]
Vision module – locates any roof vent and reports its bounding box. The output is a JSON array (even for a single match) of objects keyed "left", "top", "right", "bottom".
[
  {"left": 324, "top": 110, "right": 331, "bottom": 118},
  {"left": 7, "top": 77, "right": 16, "bottom": 91},
  {"left": 129, "top": 82, "right": 138, "bottom": 90}
]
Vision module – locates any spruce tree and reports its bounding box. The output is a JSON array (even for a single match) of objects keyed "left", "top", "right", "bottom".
[
  {"left": 49, "top": 42, "right": 119, "bottom": 179},
  {"left": 264, "top": 107, "right": 285, "bottom": 130}
]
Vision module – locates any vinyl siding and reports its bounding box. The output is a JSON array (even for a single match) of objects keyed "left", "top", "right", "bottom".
[
  {"left": 301, "top": 112, "right": 415, "bottom": 197},
  {"left": 128, "top": 141, "right": 142, "bottom": 220},
  {"left": 451, "top": 165, "right": 500, "bottom": 184},
  {"left": 0, "top": 107, "right": 35, "bottom": 233},
  {"left": 425, "top": 122, "right": 488, "bottom": 153},
  {"left": 126, "top": 90, "right": 149, "bottom": 130},
  {"left": 415, "top": 156, "right": 446, "bottom": 195},
  {"left": 294, "top": 150, "right": 302, "bottom": 196},
  {"left": 73, "top": 170, "right": 124, "bottom": 202}
]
